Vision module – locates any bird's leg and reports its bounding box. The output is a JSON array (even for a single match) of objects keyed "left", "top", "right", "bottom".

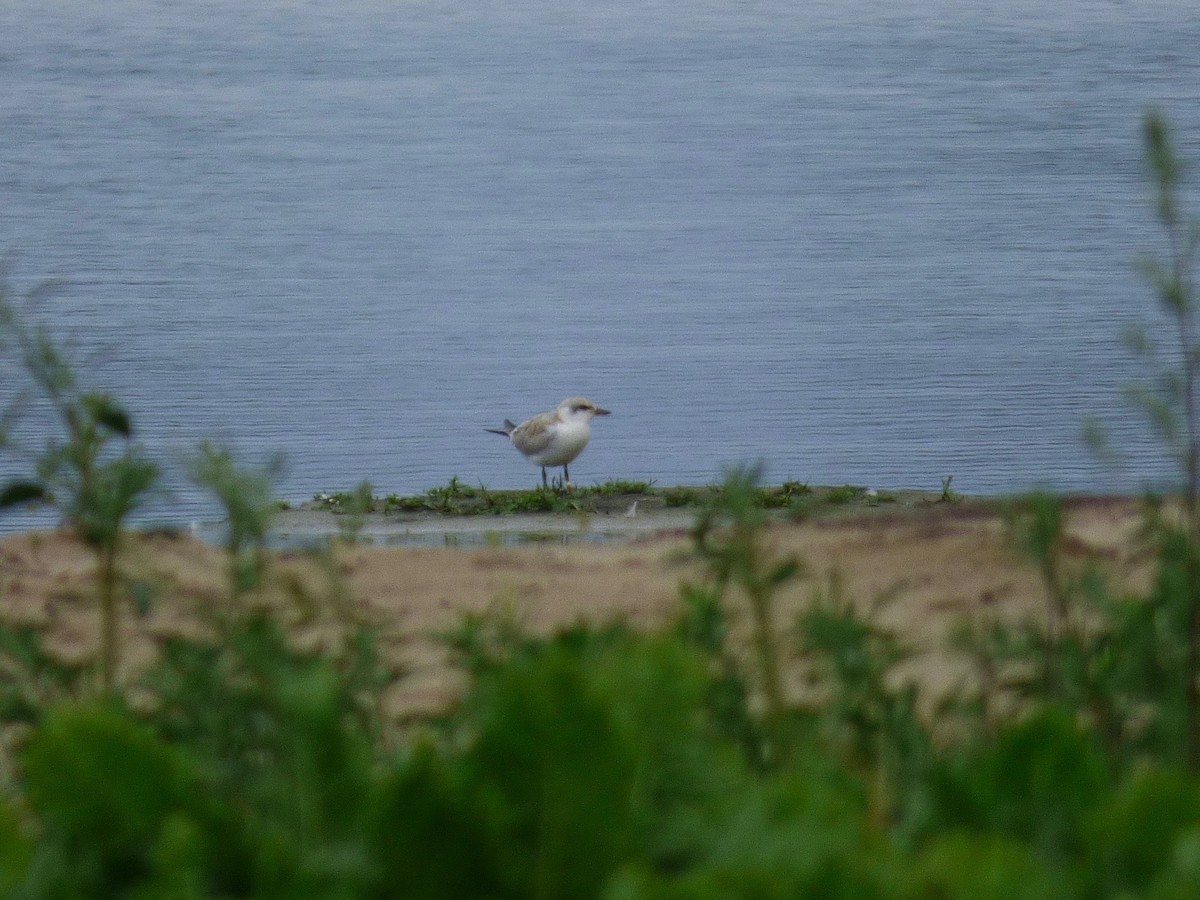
[
  {"left": 563, "top": 463, "right": 573, "bottom": 492},
  {"left": 541, "top": 467, "right": 548, "bottom": 490}
]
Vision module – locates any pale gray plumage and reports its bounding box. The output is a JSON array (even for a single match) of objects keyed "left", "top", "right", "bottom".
[{"left": 486, "top": 396, "right": 610, "bottom": 488}]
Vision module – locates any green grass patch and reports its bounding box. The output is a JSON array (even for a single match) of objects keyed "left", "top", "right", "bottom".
[
  {"left": 589, "top": 478, "right": 656, "bottom": 495},
  {"left": 664, "top": 486, "right": 702, "bottom": 508},
  {"left": 825, "top": 484, "right": 867, "bottom": 505},
  {"left": 311, "top": 478, "right": 928, "bottom": 518}
]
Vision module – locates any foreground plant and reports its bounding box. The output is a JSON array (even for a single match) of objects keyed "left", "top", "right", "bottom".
[
  {"left": 0, "top": 292, "right": 157, "bottom": 692},
  {"left": 1120, "top": 111, "right": 1200, "bottom": 767},
  {"left": 337, "top": 479, "right": 375, "bottom": 544},
  {"left": 694, "top": 466, "right": 794, "bottom": 721},
  {"left": 186, "top": 440, "right": 284, "bottom": 597},
  {"left": 13, "top": 591, "right": 1200, "bottom": 898}
]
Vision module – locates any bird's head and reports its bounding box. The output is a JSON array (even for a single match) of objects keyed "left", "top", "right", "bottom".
[{"left": 558, "top": 396, "right": 611, "bottom": 423}]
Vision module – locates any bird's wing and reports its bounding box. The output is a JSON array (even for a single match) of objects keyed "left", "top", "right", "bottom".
[{"left": 510, "top": 413, "right": 557, "bottom": 457}]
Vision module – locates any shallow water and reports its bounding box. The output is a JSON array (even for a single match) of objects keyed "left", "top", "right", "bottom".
[{"left": 2, "top": 0, "right": 1199, "bottom": 531}]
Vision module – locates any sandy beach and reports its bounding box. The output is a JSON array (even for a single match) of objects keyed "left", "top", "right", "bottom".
[{"left": 0, "top": 496, "right": 1151, "bottom": 719}]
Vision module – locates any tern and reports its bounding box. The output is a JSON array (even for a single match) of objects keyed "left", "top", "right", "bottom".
[{"left": 486, "top": 396, "right": 610, "bottom": 489}]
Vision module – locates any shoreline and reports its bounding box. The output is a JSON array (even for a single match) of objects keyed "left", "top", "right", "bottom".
[
  {"left": 271, "top": 482, "right": 952, "bottom": 547},
  {"left": 260, "top": 484, "right": 1133, "bottom": 548},
  {"left": 1, "top": 481, "right": 1148, "bottom": 549}
]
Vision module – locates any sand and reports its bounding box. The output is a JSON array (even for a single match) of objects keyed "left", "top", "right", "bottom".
[{"left": 0, "top": 497, "right": 1152, "bottom": 719}]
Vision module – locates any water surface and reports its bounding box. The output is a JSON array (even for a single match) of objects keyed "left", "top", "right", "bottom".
[{"left": 2, "top": 0, "right": 1199, "bottom": 529}]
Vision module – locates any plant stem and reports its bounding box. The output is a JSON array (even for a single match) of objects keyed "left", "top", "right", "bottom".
[
  {"left": 1165, "top": 134, "right": 1200, "bottom": 770},
  {"left": 98, "top": 543, "right": 118, "bottom": 693},
  {"left": 748, "top": 581, "right": 785, "bottom": 730},
  {"left": 1181, "top": 282, "right": 1200, "bottom": 770},
  {"left": 1041, "top": 552, "right": 1062, "bottom": 699}
]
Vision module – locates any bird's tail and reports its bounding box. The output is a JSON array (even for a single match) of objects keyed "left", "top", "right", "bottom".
[{"left": 484, "top": 419, "right": 517, "bottom": 436}]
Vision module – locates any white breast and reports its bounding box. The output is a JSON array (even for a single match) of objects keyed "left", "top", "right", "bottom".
[{"left": 528, "top": 419, "right": 591, "bottom": 466}]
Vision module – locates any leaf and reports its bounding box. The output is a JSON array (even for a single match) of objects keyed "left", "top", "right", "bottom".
[
  {"left": 72, "top": 454, "right": 159, "bottom": 548},
  {"left": 769, "top": 559, "right": 801, "bottom": 586},
  {"left": 130, "top": 580, "right": 155, "bottom": 618},
  {"left": 1144, "top": 110, "right": 1180, "bottom": 196},
  {"left": 1081, "top": 417, "right": 1118, "bottom": 467},
  {"left": 1120, "top": 323, "right": 1154, "bottom": 358},
  {"left": 82, "top": 393, "right": 133, "bottom": 437},
  {"left": 0, "top": 480, "right": 48, "bottom": 509},
  {"left": 21, "top": 705, "right": 200, "bottom": 871}
]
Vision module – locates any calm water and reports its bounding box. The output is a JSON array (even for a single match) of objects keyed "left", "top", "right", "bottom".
[{"left": 2, "top": 0, "right": 1199, "bottom": 529}]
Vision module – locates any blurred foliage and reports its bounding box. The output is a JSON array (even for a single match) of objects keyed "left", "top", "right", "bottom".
[
  {"left": 5, "top": 463, "right": 1200, "bottom": 897},
  {"left": 1, "top": 287, "right": 158, "bottom": 693},
  {"left": 186, "top": 440, "right": 285, "bottom": 596}
]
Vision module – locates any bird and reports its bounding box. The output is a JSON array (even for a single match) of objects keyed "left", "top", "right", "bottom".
[{"left": 485, "top": 396, "right": 610, "bottom": 490}]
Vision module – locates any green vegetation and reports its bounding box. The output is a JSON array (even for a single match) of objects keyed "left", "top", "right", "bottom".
[
  {"left": 1123, "top": 110, "right": 1200, "bottom": 767},
  {"left": 5, "top": 462, "right": 1200, "bottom": 897},
  {"left": 187, "top": 441, "right": 284, "bottom": 596},
  {"left": 335, "top": 480, "right": 376, "bottom": 545},
  {"left": 662, "top": 485, "right": 702, "bottom": 508},
  {"left": 0, "top": 111, "right": 1197, "bottom": 896},
  {"left": 589, "top": 478, "right": 656, "bottom": 495},
  {"left": 825, "top": 483, "right": 867, "bottom": 505},
  {"left": 311, "top": 476, "right": 905, "bottom": 519},
  {"left": 0, "top": 294, "right": 157, "bottom": 691},
  {"left": 940, "top": 474, "right": 961, "bottom": 503}
]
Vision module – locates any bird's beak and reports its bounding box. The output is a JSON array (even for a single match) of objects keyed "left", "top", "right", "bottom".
[{"left": 594, "top": 407, "right": 611, "bottom": 416}]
